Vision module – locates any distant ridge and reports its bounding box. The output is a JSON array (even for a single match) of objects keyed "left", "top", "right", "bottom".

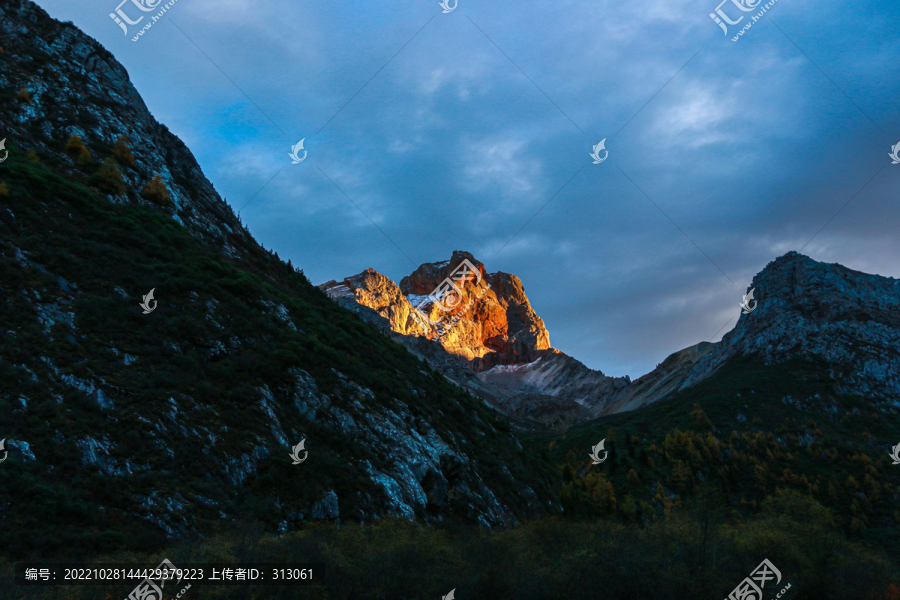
[{"left": 322, "top": 251, "right": 900, "bottom": 427}]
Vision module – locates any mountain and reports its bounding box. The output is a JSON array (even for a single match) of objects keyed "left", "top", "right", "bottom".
[
  {"left": 320, "top": 253, "right": 719, "bottom": 427},
  {"left": 0, "top": 0, "right": 561, "bottom": 558},
  {"left": 321, "top": 251, "right": 551, "bottom": 368},
  {"left": 320, "top": 251, "right": 636, "bottom": 428},
  {"left": 320, "top": 251, "right": 613, "bottom": 428},
  {"left": 1, "top": 2, "right": 898, "bottom": 593},
  {"left": 0, "top": 0, "right": 246, "bottom": 254},
  {"left": 320, "top": 251, "right": 900, "bottom": 429},
  {"left": 679, "top": 251, "right": 900, "bottom": 402}
]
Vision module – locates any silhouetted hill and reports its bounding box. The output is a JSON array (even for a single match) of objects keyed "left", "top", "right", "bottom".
[{"left": 0, "top": 0, "right": 559, "bottom": 559}]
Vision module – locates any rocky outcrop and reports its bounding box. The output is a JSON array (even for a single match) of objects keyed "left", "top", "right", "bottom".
[
  {"left": 398, "top": 251, "right": 551, "bottom": 368},
  {"left": 321, "top": 269, "right": 430, "bottom": 337},
  {"left": 321, "top": 253, "right": 639, "bottom": 426},
  {"left": 284, "top": 368, "right": 521, "bottom": 525},
  {"left": 323, "top": 250, "right": 554, "bottom": 370},
  {"left": 676, "top": 252, "right": 900, "bottom": 403},
  {"left": 0, "top": 0, "right": 253, "bottom": 255}
]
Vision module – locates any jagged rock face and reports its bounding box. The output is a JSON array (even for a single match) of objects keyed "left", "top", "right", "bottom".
[
  {"left": 321, "top": 269, "right": 430, "bottom": 337},
  {"left": 679, "top": 252, "right": 900, "bottom": 403},
  {"left": 0, "top": 0, "right": 252, "bottom": 255},
  {"left": 282, "top": 369, "right": 522, "bottom": 526},
  {"left": 321, "top": 252, "right": 556, "bottom": 370},
  {"left": 399, "top": 251, "right": 551, "bottom": 368},
  {"left": 322, "top": 253, "right": 642, "bottom": 427}
]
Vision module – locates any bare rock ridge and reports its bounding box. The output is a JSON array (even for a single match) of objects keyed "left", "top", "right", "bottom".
[
  {"left": 677, "top": 252, "right": 900, "bottom": 402},
  {"left": 321, "top": 251, "right": 711, "bottom": 427},
  {"left": 323, "top": 252, "right": 551, "bottom": 366},
  {"left": 322, "top": 251, "right": 900, "bottom": 426},
  {"left": 399, "top": 252, "right": 551, "bottom": 369}
]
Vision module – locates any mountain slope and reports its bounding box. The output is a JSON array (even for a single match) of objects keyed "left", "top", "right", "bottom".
[
  {"left": 320, "top": 254, "right": 718, "bottom": 427},
  {"left": 528, "top": 351, "right": 900, "bottom": 554},
  {"left": 0, "top": 0, "right": 559, "bottom": 558},
  {"left": 0, "top": 0, "right": 247, "bottom": 254},
  {"left": 677, "top": 251, "right": 900, "bottom": 402},
  {"left": 515, "top": 254, "right": 900, "bottom": 566}
]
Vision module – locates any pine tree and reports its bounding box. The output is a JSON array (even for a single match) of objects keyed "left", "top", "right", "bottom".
[{"left": 691, "top": 403, "right": 713, "bottom": 430}]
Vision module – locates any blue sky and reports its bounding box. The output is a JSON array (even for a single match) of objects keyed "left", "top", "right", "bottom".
[{"left": 36, "top": 0, "right": 900, "bottom": 378}]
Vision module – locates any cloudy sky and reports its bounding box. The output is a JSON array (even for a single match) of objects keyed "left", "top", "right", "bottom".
[{"left": 35, "top": 0, "right": 900, "bottom": 378}]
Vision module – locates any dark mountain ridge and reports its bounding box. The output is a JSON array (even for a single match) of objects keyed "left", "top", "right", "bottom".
[
  {"left": 0, "top": 0, "right": 559, "bottom": 557},
  {"left": 680, "top": 251, "right": 900, "bottom": 403}
]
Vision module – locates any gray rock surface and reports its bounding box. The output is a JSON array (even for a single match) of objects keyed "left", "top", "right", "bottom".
[
  {"left": 677, "top": 252, "right": 900, "bottom": 404},
  {"left": 0, "top": 0, "right": 253, "bottom": 255}
]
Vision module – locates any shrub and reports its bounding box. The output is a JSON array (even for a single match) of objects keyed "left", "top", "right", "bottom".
[
  {"left": 17, "top": 87, "right": 31, "bottom": 103},
  {"left": 93, "top": 157, "right": 126, "bottom": 196},
  {"left": 66, "top": 135, "right": 92, "bottom": 166},
  {"left": 65, "top": 134, "right": 85, "bottom": 155},
  {"left": 627, "top": 468, "right": 641, "bottom": 485},
  {"left": 141, "top": 174, "right": 171, "bottom": 206},
  {"left": 112, "top": 134, "right": 135, "bottom": 167}
]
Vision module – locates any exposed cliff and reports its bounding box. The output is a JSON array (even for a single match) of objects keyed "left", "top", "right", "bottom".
[
  {"left": 398, "top": 251, "right": 551, "bottom": 368},
  {"left": 320, "top": 253, "right": 714, "bottom": 427},
  {"left": 677, "top": 252, "right": 900, "bottom": 404}
]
